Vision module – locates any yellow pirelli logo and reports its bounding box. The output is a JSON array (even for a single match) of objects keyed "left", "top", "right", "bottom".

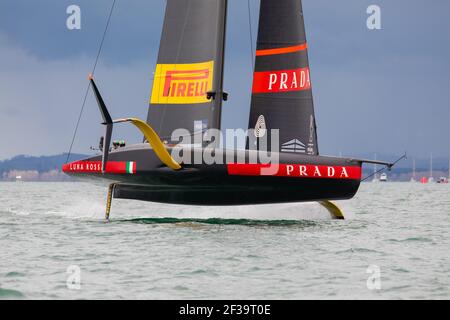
[{"left": 150, "top": 60, "right": 214, "bottom": 105}]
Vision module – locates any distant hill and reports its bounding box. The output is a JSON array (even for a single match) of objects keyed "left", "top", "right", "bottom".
[{"left": 0, "top": 153, "right": 88, "bottom": 181}]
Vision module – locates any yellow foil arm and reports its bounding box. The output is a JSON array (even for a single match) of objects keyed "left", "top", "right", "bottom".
[
  {"left": 318, "top": 200, "right": 345, "bottom": 220},
  {"left": 115, "top": 118, "right": 182, "bottom": 170}
]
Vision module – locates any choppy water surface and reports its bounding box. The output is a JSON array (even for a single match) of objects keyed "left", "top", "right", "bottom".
[{"left": 0, "top": 182, "right": 449, "bottom": 299}]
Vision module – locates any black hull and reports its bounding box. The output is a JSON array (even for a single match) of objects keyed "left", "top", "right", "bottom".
[
  {"left": 112, "top": 179, "right": 359, "bottom": 206},
  {"left": 63, "top": 144, "right": 362, "bottom": 206}
]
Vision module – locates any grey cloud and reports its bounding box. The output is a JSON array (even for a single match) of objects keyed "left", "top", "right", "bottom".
[{"left": 1, "top": 0, "right": 450, "bottom": 160}]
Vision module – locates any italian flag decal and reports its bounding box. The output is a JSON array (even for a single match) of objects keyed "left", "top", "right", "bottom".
[{"left": 126, "top": 161, "right": 135, "bottom": 174}]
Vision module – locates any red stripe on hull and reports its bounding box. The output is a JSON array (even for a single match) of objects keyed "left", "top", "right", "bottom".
[
  {"left": 62, "top": 161, "right": 132, "bottom": 174},
  {"left": 227, "top": 164, "right": 361, "bottom": 180}
]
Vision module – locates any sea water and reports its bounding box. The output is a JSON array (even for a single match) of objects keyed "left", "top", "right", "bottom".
[{"left": 0, "top": 182, "right": 449, "bottom": 299}]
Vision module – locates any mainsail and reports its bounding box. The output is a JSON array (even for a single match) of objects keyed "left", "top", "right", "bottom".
[
  {"left": 146, "top": 0, "right": 227, "bottom": 144},
  {"left": 247, "top": 0, "right": 319, "bottom": 155}
]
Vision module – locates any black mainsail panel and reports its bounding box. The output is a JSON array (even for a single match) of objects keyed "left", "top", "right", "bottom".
[
  {"left": 146, "top": 0, "right": 227, "bottom": 143},
  {"left": 247, "top": 0, "right": 319, "bottom": 155}
]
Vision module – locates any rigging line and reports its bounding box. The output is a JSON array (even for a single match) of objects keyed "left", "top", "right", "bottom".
[
  {"left": 65, "top": 0, "right": 117, "bottom": 164},
  {"left": 247, "top": 0, "right": 254, "bottom": 68},
  {"left": 361, "top": 153, "right": 407, "bottom": 182},
  {"left": 361, "top": 166, "right": 389, "bottom": 183},
  {"left": 246, "top": 0, "right": 254, "bottom": 144}
]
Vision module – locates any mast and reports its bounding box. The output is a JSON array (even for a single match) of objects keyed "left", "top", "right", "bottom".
[
  {"left": 211, "top": 0, "right": 228, "bottom": 134},
  {"left": 411, "top": 158, "right": 416, "bottom": 182},
  {"left": 429, "top": 153, "right": 434, "bottom": 182}
]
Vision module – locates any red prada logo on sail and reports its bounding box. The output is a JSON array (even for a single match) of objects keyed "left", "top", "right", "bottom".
[
  {"left": 252, "top": 67, "right": 311, "bottom": 94},
  {"left": 227, "top": 164, "right": 361, "bottom": 180}
]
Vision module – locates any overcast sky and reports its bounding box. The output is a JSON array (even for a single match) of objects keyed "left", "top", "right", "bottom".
[{"left": 1, "top": 0, "right": 449, "bottom": 160}]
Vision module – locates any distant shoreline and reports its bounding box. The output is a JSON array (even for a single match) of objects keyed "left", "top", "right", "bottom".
[{"left": 1, "top": 153, "right": 448, "bottom": 182}]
